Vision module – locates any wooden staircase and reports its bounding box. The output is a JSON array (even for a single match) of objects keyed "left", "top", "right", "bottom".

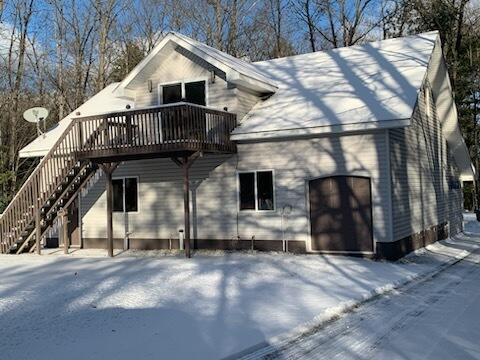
[
  {"left": 12, "top": 162, "right": 97, "bottom": 253},
  {"left": 0, "top": 119, "right": 100, "bottom": 254},
  {"left": 0, "top": 103, "right": 237, "bottom": 254}
]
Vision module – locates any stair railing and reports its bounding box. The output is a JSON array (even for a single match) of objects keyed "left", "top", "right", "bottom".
[
  {"left": 0, "top": 120, "right": 85, "bottom": 253},
  {"left": 0, "top": 103, "right": 237, "bottom": 253}
]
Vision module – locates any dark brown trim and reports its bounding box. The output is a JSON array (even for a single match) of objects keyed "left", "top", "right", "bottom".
[
  {"left": 82, "top": 238, "right": 307, "bottom": 253},
  {"left": 376, "top": 222, "right": 448, "bottom": 260}
]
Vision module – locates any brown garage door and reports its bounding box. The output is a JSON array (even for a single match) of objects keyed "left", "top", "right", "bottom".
[{"left": 309, "top": 176, "right": 373, "bottom": 252}]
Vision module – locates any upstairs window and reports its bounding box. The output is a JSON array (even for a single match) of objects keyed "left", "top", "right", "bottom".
[
  {"left": 185, "top": 81, "right": 206, "bottom": 106},
  {"left": 160, "top": 80, "right": 206, "bottom": 106},
  {"left": 238, "top": 171, "right": 275, "bottom": 211},
  {"left": 162, "top": 83, "right": 182, "bottom": 104},
  {"left": 112, "top": 177, "right": 138, "bottom": 212}
]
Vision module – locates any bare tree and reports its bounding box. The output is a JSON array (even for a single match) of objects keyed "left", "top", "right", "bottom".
[
  {"left": 5, "top": 0, "right": 34, "bottom": 189},
  {"left": 292, "top": 0, "right": 322, "bottom": 52},
  {"left": 92, "top": 0, "right": 121, "bottom": 92},
  {"left": 304, "top": 0, "right": 398, "bottom": 49}
]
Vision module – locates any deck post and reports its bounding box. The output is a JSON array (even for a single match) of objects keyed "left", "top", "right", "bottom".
[
  {"left": 59, "top": 208, "right": 69, "bottom": 254},
  {"left": 183, "top": 157, "right": 191, "bottom": 258},
  {"left": 35, "top": 209, "right": 41, "bottom": 255},
  {"left": 172, "top": 152, "right": 202, "bottom": 259},
  {"left": 105, "top": 167, "right": 114, "bottom": 258},
  {"left": 100, "top": 163, "right": 118, "bottom": 258}
]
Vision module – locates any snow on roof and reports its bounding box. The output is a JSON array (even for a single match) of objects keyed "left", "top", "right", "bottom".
[
  {"left": 231, "top": 32, "right": 439, "bottom": 140},
  {"left": 171, "top": 32, "right": 277, "bottom": 89},
  {"left": 19, "top": 83, "right": 131, "bottom": 158},
  {"left": 117, "top": 32, "right": 278, "bottom": 95}
]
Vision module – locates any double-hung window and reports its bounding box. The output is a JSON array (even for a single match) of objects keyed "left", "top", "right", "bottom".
[
  {"left": 238, "top": 171, "right": 275, "bottom": 211},
  {"left": 112, "top": 177, "right": 138, "bottom": 212},
  {"left": 160, "top": 80, "right": 206, "bottom": 106}
]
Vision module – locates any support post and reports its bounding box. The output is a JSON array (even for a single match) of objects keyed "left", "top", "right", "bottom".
[
  {"left": 35, "top": 209, "right": 41, "bottom": 255},
  {"left": 100, "top": 163, "right": 118, "bottom": 258},
  {"left": 183, "top": 157, "right": 191, "bottom": 258},
  {"left": 59, "top": 208, "right": 69, "bottom": 254},
  {"left": 171, "top": 152, "right": 202, "bottom": 259},
  {"left": 105, "top": 168, "right": 114, "bottom": 258}
]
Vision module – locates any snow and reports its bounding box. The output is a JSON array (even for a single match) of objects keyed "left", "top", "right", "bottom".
[
  {"left": 243, "top": 219, "right": 480, "bottom": 359},
  {"left": 0, "top": 214, "right": 478, "bottom": 359},
  {"left": 171, "top": 32, "right": 278, "bottom": 88},
  {"left": 232, "top": 32, "right": 438, "bottom": 140}
]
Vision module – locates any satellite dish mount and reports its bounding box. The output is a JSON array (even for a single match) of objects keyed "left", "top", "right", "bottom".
[{"left": 23, "top": 107, "right": 49, "bottom": 137}]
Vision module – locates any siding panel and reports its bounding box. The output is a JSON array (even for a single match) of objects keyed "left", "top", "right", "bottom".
[
  {"left": 81, "top": 132, "right": 391, "bottom": 248},
  {"left": 390, "top": 79, "right": 463, "bottom": 240}
]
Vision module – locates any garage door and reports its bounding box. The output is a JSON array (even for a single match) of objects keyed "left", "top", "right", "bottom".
[{"left": 309, "top": 176, "right": 373, "bottom": 252}]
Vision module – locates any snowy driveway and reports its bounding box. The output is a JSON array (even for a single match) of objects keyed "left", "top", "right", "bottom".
[
  {"left": 0, "top": 216, "right": 478, "bottom": 359},
  {"left": 247, "top": 244, "right": 480, "bottom": 360}
]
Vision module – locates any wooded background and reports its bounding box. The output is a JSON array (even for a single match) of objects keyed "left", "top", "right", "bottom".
[{"left": 0, "top": 0, "right": 479, "bottom": 212}]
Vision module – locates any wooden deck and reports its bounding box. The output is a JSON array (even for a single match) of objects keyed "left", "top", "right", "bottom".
[
  {"left": 74, "top": 103, "right": 237, "bottom": 162},
  {"left": 0, "top": 103, "right": 237, "bottom": 255}
]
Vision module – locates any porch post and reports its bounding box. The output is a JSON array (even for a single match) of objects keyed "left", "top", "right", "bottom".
[
  {"left": 105, "top": 168, "right": 114, "bottom": 257},
  {"left": 35, "top": 181, "right": 41, "bottom": 255},
  {"left": 183, "top": 157, "right": 191, "bottom": 258},
  {"left": 59, "top": 208, "right": 69, "bottom": 254},
  {"left": 100, "top": 163, "right": 118, "bottom": 258},
  {"left": 171, "top": 152, "right": 202, "bottom": 259},
  {"left": 35, "top": 209, "right": 41, "bottom": 255}
]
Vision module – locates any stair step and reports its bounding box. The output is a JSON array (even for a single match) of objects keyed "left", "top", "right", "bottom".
[{"left": 3, "top": 161, "right": 97, "bottom": 254}]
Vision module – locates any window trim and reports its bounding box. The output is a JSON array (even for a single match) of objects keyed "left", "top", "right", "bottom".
[
  {"left": 237, "top": 169, "right": 276, "bottom": 212},
  {"left": 112, "top": 176, "right": 139, "bottom": 213},
  {"left": 158, "top": 77, "right": 209, "bottom": 106}
]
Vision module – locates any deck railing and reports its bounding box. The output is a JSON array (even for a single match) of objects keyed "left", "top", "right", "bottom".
[
  {"left": 75, "top": 103, "right": 237, "bottom": 159},
  {"left": 0, "top": 119, "right": 80, "bottom": 253},
  {"left": 0, "top": 103, "right": 237, "bottom": 253}
]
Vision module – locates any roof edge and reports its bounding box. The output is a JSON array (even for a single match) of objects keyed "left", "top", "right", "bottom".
[
  {"left": 231, "top": 118, "right": 411, "bottom": 141},
  {"left": 116, "top": 32, "right": 278, "bottom": 95}
]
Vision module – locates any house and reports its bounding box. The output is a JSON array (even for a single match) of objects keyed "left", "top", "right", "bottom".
[{"left": 0, "top": 31, "right": 474, "bottom": 260}]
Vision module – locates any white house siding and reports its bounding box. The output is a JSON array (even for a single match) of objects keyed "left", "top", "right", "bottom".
[
  {"left": 80, "top": 155, "right": 231, "bottom": 240},
  {"left": 389, "top": 83, "right": 462, "bottom": 241},
  {"left": 446, "top": 146, "right": 463, "bottom": 234},
  {"left": 80, "top": 132, "right": 391, "bottom": 249},
  {"left": 130, "top": 46, "right": 259, "bottom": 121},
  {"left": 388, "top": 37, "right": 464, "bottom": 243}
]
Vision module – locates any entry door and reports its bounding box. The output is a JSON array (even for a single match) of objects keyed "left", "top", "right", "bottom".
[{"left": 309, "top": 176, "right": 373, "bottom": 252}]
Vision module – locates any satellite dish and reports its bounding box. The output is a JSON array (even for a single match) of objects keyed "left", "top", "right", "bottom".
[
  {"left": 23, "top": 107, "right": 49, "bottom": 123},
  {"left": 23, "top": 107, "right": 48, "bottom": 136}
]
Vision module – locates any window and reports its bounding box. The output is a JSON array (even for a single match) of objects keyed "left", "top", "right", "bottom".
[
  {"left": 238, "top": 171, "right": 275, "bottom": 211},
  {"left": 185, "top": 81, "right": 206, "bottom": 106},
  {"left": 160, "top": 80, "right": 206, "bottom": 106},
  {"left": 162, "top": 83, "right": 182, "bottom": 104},
  {"left": 239, "top": 173, "right": 255, "bottom": 210},
  {"left": 112, "top": 179, "right": 124, "bottom": 212},
  {"left": 112, "top": 177, "right": 138, "bottom": 212}
]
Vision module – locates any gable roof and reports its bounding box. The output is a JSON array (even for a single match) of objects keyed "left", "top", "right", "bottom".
[
  {"left": 18, "top": 31, "right": 473, "bottom": 179},
  {"left": 231, "top": 32, "right": 439, "bottom": 140},
  {"left": 116, "top": 31, "right": 278, "bottom": 94}
]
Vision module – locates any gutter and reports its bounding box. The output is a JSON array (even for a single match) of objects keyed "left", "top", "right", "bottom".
[{"left": 231, "top": 118, "right": 411, "bottom": 141}]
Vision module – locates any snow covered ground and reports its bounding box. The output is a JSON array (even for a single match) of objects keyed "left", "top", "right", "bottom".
[
  {"left": 243, "top": 224, "right": 480, "bottom": 359},
  {"left": 0, "top": 215, "right": 479, "bottom": 360}
]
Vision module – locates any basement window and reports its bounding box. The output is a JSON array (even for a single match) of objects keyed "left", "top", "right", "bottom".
[
  {"left": 238, "top": 171, "right": 275, "bottom": 211},
  {"left": 112, "top": 177, "right": 138, "bottom": 212}
]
